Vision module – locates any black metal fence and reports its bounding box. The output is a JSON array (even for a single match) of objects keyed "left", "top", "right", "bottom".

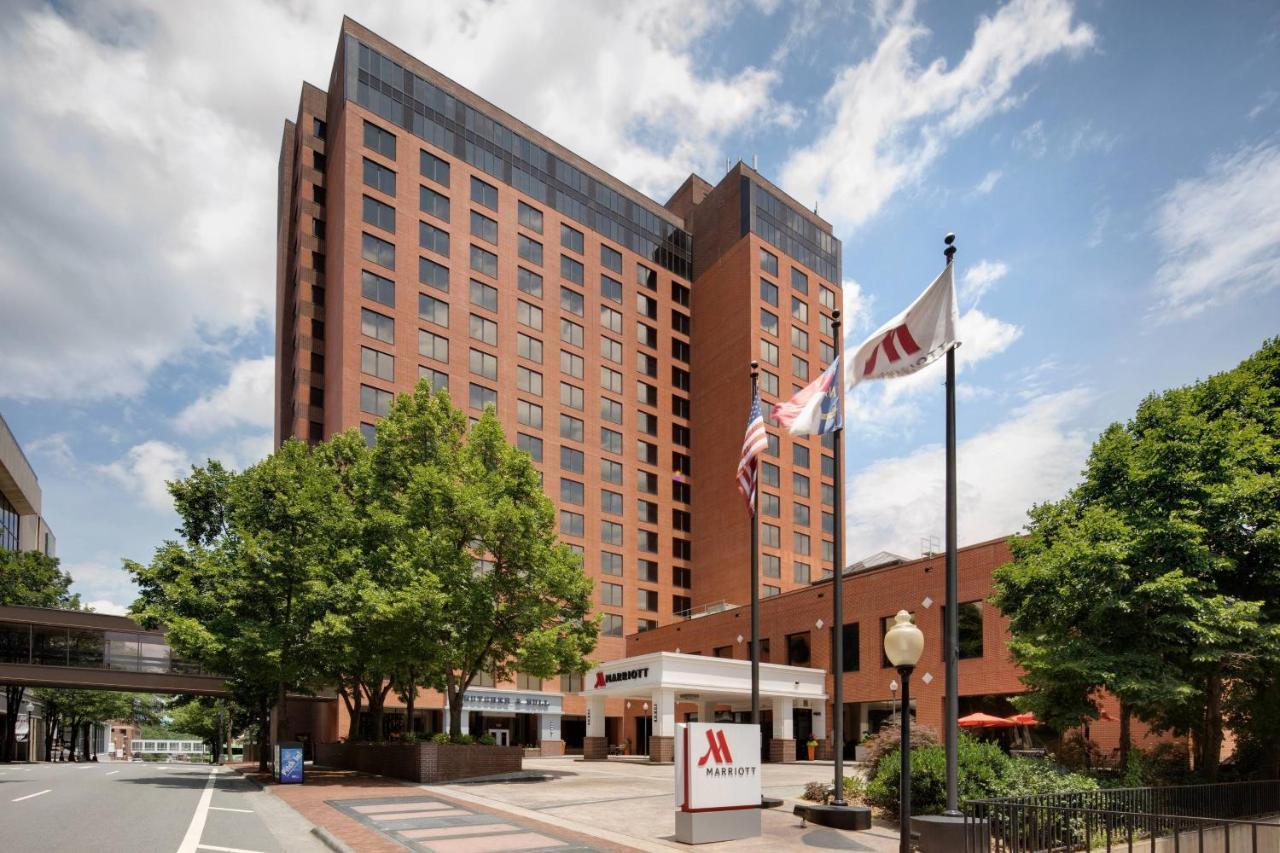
[{"left": 964, "top": 780, "right": 1280, "bottom": 852}]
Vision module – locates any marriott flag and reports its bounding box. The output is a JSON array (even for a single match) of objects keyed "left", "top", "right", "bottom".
[{"left": 846, "top": 264, "right": 959, "bottom": 390}]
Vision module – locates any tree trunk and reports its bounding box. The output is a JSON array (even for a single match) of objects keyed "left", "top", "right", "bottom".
[
  {"left": 1118, "top": 701, "right": 1132, "bottom": 771},
  {"left": 81, "top": 721, "right": 90, "bottom": 761},
  {"left": 446, "top": 674, "right": 465, "bottom": 739},
  {"left": 1201, "top": 672, "right": 1223, "bottom": 782},
  {"left": 404, "top": 672, "right": 417, "bottom": 734},
  {"left": 257, "top": 699, "right": 269, "bottom": 773},
  {"left": 274, "top": 681, "right": 288, "bottom": 753},
  {"left": 341, "top": 682, "right": 363, "bottom": 742},
  {"left": 2, "top": 685, "right": 24, "bottom": 762},
  {"left": 368, "top": 681, "right": 386, "bottom": 742}
]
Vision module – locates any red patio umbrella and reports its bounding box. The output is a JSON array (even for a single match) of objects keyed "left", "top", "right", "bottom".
[
  {"left": 958, "top": 712, "right": 1017, "bottom": 728},
  {"left": 1007, "top": 712, "right": 1038, "bottom": 725}
]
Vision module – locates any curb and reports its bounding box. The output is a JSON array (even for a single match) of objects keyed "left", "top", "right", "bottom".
[{"left": 310, "top": 826, "right": 356, "bottom": 853}]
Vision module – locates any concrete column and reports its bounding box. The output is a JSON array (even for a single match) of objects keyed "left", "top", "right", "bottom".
[
  {"left": 649, "top": 688, "right": 676, "bottom": 763},
  {"left": 583, "top": 696, "right": 607, "bottom": 760},
  {"left": 700, "top": 699, "right": 717, "bottom": 723},
  {"left": 768, "top": 696, "right": 795, "bottom": 763},
  {"left": 538, "top": 713, "right": 564, "bottom": 756},
  {"left": 812, "top": 703, "right": 826, "bottom": 739}
]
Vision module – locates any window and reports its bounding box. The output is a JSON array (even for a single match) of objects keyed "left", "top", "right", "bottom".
[
  {"left": 516, "top": 673, "right": 542, "bottom": 691},
  {"left": 637, "top": 323, "right": 658, "bottom": 349},
  {"left": 469, "top": 348, "right": 497, "bottom": 380},
  {"left": 601, "top": 552, "right": 623, "bottom": 576},
  {"left": 760, "top": 279, "right": 778, "bottom": 306},
  {"left": 637, "top": 500, "right": 658, "bottom": 523},
  {"left": 828, "top": 622, "right": 859, "bottom": 672},
  {"left": 516, "top": 433, "right": 542, "bottom": 461},
  {"left": 518, "top": 300, "right": 543, "bottom": 331},
  {"left": 470, "top": 176, "right": 497, "bottom": 209},
  {"left": 673, "top": 424, "right": 690, "bottom": 446},
  {"left": 469, "top": 383, "right": 496, "bottom": 410},
  {"left": 421, "top": 150, "right": 450, "bottom": 186},
  {"left": 469, "top": 314, "right": 497, "bottom": 345},
  {"left": 360, "top": 384, "right": 393, "bottom": 417},
  {"left": 587, "top": 433, "right": 619, "bottom": 464},
  {"left": 794, "top": 531, "right": 811, "bottom": 555},
  {"left": 420, "top": 366, "right": 448, "bottom": 392},
  {"left": 561, "top": 255, "right": 584, "bottom": 284},
  {"left": 601, "top": 366, "right": 623, "bottom": 394},
  {"left": 512, "top": 368, "right": 540, "bottom": 399},
  {"left": 761, "top": 493, "right": 780, "bottom": 517},
  {"left": 313, "top": 117, "right": 326, "bottom": 139},
  {"left": 760, "top": 248, "right": 779, "bottom": 276},
  {"left": 517, "top": 332, "right": 543, "bottom": 363},
  {"left": 637, "top": 381, "right": 658, "bottom": 406},
  {"left": 762, "top": 554, "right": 781, "bottom": 578},
  {"left": 766, "top": 432, "right": 779, "bottom": 457},
  {"left": 600, "top": 305, "right": 622, "bottom": 333},
  {"left": 786, "top": 631, "right": 811, "bottom": 666},
  {"left": 638, "top": 530, "right": 659, "bottom": 553},
  {"left": 560, "top": 350, "right": 583, "bottom": 378},
  {"left": 420, "top": 257, "right": 449, "bottom": 291},
  {"left": 636, "top": 294, "right": 657, "bottom": 319},
  {"left": 673, "top": 509, "right": 691, "bottom": 532},
  {"left": 794, "top": 561, "right": 811, "bottom": 584},
  {"left": 419, "top": 221, "right": 449, "bottom": 256},
  {"left": 759, "top": 370, "right": 778, "bottom": 396},
  {"left": 560, "top": 319, "right": 583, "bottom": 348},
  {"left": 518, "top": 266, "right": 543, "bottom": 297},
  {"left": 794, "top": 502, "right": 811, "bottom": 526},
  {"left": 636, "top": 440, "right": 657, "bottom": 464},
  {"left": 600, "top": 397, "right": 623, "bottom": 424},
  {"left": 672, "top": 281, "right": 690, "bottom": 306},
  {"left": 819, "top": 285, "right": 837, "bottom": 310},
  {"left": 470, "top": 244, "right": 497, "bottom": 277},
  {"left": 762, "top": 523, "right": 780, "bottom": 547},
  {"left": 821, "top": 341, "right": 836, "bottom": 363},
  {"left": 362, "top": 233, "right": 395, "bottom": 269},
  {"left": 362, "top": 195, "right": 395, "bottom": 232},
  {"left": 638, "top": 589, "right": 659, "bottom": 612},
  {"left": 821, "top": 312, "right": 835, "bottom": 339},
  {"left": 637, "top": 352, "right": 657, "bottom": 377},
  {"left": 601, "top": 244, "right": 622, "bottom": 272},
  {"left": 362, "top": 270, "right": 395, "bottom": 307},
  {"left": 363, "top": 158, "right": 396, "bottom": 195},
  {"left": 822, "top": 454, "right": 836, "bottom": 478},
  {"left": 673, "top": 480, "right": 691, "bottom": 504},
  {"left": 760, "top": 339, "right": 779, "bottom": 366},
  {"left": 601, "top": 521, "right": 623, "bottom": 546},
  {"left": 361, "top": 308, "right": 394, "bottom": 343},
  {"left": 673, "top": 366, "right": 690, "bottom": 391},
  {"left": 600, "top": 490, "right": 623, "bottom": 515},
  {"left": 560, "top": 223, "right": 584, "bottom": 253},
  {"left": 792, "top": 296, "right": 809, "bottom": 323},
  {"left": 560, "top": 287, "right": 584, "bottom": 316},
  {"left": 673, "top": 595, "right": 692, "bottom": 616},
  {"left": 601, "top": 614, "right": 623, "bottom": 637},
  {"left": 360, "top": 423, "right": 377, "bottom": 447},
  {"left": 517, "top": 400, "right": 542, "bottom": 428},
  {"left": 560, "top": 414, "right": 584, "bottom": 441},
  {"left": 420, "top": 185, "right": 449, "bottom": 221},
  {"left": 470, "top": 210, "right": 498, "bottom": 244},
  {"left": 560, "top": 478, "right": 585, "bottom": 506},
  {"left": 517, "top": 201, "right": 543, "bottom": 233},
  {"left": 560, "top": 382, "right": 584, "bottom": 410},
  {"left": 792, "top": 326, "right": 809, "bottom": 352},
  {"left": 672, "top": 339, "right": 690, "bottom": 363},
  {"left": 791, "top": 267, "right": 809, "bottom": 294},
  {"left": 942, "top": 602, "right": 985, "bottom": 660},
  {"left": 518, "top": 234, "right": 543, "bottom": 265},
  {"left": 601, "top": 336, "right": 622, "bottom": 364},
  {"left": 673, "top": 566, "right": 691, "bottom": 588},
  {"left": 761, "top": 462, "right": 780, "bottom": 487},
  {"left": 600, "top": 275, "right": 623, "bottom": 304},
  {"left": 637, "top": 471, "right": 658, "bottom": 495},
  {"left": 638, "top": 263, "right": 657, "bottom": 290},
  {"left": 560, "top": 510, "right": 584, "bottom": 536},
  {"left": 360, "top": 346, "right": 393, "bottom": 381},
  {"left": 761, "top": 309, "right": 778, "bottom": 336},
  {"left": 560, "top": 672, "right": 585, "bottom": 692},
  {"left": 600, "top": 458, "right": 623, "bottom": 484},
  {"left": 672, "top": 310, "right": 690, "bottom": 335},
  {"left": 791, "top": 354, "right": 810, "bottom": 381}
]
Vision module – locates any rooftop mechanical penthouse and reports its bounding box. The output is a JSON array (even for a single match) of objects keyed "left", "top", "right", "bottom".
[{"left": 276, "top": 17, "right": 842, "bottom": 751}]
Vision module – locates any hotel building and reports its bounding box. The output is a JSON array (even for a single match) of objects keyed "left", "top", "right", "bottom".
[{"left": 275, "top": 19, "right": 843, "bottom": 753}]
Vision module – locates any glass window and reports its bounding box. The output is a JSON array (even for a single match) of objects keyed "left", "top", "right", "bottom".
[
  {"left": 760, "top": 248, "right": 779, "bottom": 276},
  {"left": 517, "top": 201, "right": 543, "bottom": 233},
  {"left": 469, "top": 314, "right": 497, "bottom": 344},
  {"left": 793, "top": 443, "right": 810, "bottom": 468},
  {"left": 361, "top": 384, "right": 393, "bottom": 416},
  {"left": 638, "top": 263, "right": 658, "bottom": 290},
  {"left": 470, "top": 244, "right": 497, "bottom": 277},
  {"left": 470, "top": 279, "right": 498, "bottom": 312},
  {"left": 518, "top": 266, "right": 543, "bottom": 297},
  {"left": 600, "top": 458, "right": 623, "bottom": 484},
  {"left": 518, "top": 300, "right": 543, "bottom": 331},
  {"left": 561, "top": 255, "right": 584, "bottom": 285},
  {"left": 762, "top": 554, "right": 781, "bottom": 578},
  {"left": 518, "top": 234, "right": 543, "bottom": 265},
  {"left": 600, "top": 275, "right": 623, "bottom": 304},
  {"left": 418, "top": 293, "right": 448, "bottom": 327},
  {"left": 516, "top": 433, "right": 542, "bottom": 461},
  {"left": 601, "top": 244, "right": 622, "bottom": 272},
  {"left": 794, "top": 561, "right": 811, "bottom": 584},
  {"left": 601, "top": 367, "right": 623, "bottom": 394},
  {"left": 762, "top": 523, "right": 780, "bottom": 547},
  {"left": 419, "top": 222, "right": 449, "bottom": 256},
  {"left": 637, "top": 471, "right": 658, "bottom": 495},
  {"left": 760, "top": 339, "right": 779, "bottom": 366},
  {"left": 361, "top": 308, "right": 394, "bottom": 343},
  {"left": 793, "top": 472, "right": 811, "bottom": 497},
  {"left": 560, "top": 223, "right": 584, "bottom": 253},
  {"left": 791, "top": 267, "right": 809, "bottom": 293},
  {"left": 601, "top": 552, "right": 623, "bottom": 576},
  {"left": 468, "top": 383, "right": 496, "bottom": 410},
  {"left": 362, "top": 270, "right": 395, "bottom": 307},
  {"left": 420, "top": 185, "right": 449, "bottom": 221},
  {"left": 560, "top": 478, "right": 585, "bottom": 506},
  {"left": 759, "top": 370, "right": 778, "bottom": 396},
  {"left": 638, "top": 530, "right": 659, "bottom": 553},
  {"left": 794, "top": 531, "right": 811, "bottom": 555},
  {"left": 470, "top": 210, "right": 498, "bottom": 244},
  {"left": 944, "top": 602, "right": 985, "bottom": 660},
  {"left": 363, "top": 120, "right": 396, "bottom": 158},
  {"left": 760, "top": 279, "right": 778, "bottom": 306},
  {"left": 517, "top": 366, "right": 542, "bottom": 395},
  {"left": 559, "top": 446, "right": 584, "bottom": 474},
  {"left": 786, "top": 631, "right": 810, "bottom": 666},
  {"left": 517, "top": 332, "right": 543, "bottom": 363},
  {"left": 761, "top": 493, "right": 780, "bottom": 517},
  {"left": 819, "top": 285, "right": 837, "bottom": 310},
  {"left": 637, "top": 323, "right": 657, "bottom": 349},
  {"left": 793, "top": 355, "right": 809, "bottom": 380},
  {"left": 637, "top": 293, "right": 657, "bottom": 319},
  {"left": 637, "top": 381, "right": 658, "bottom": 406},
  {"left": 362, "top": 233, "right": 395, "bottom": 269},
  {"left": 560, "top": 382, "right": 584, "bottom": 410},
  {"left": 794, "top": 502, "right": 811, "bottom": 526},
  {"left": 760, "top": 309, "right": 778, "bottom": 336},
  {"left": 560, "top": 350, "right": 583, "bottom": 378},
  {"left": 420, "top": 366, "right": 448, "bottom": 392},
  {"left": 362, "top": 158, "right": 396, "bottom": 196},
  {"left": 560, "top": 287, "right": 584, "bottom": 316},
  {"left": 469, "top": 348, "right": 497, "bottom": 380},
  {"left": 470, "top": 176, "right": 498, "bottom": 209},
  {"left": 600, "top": 336, "right": 622, "bottom": 364},
  {"left": 420, "top": 150, "right": 450, "bottom": 186},
  {"left": 601, "top": 521, "right": 623, "bottom": 546},
  {"left": 673, "top": 568, "right": 691, "bottom": 589},
  {"left": 600, "top": 490, "right": 623, "bottom": 515},
  {"left": 600, "top": 397, "right": 623, "bottom": 424},
  {"left": 420, "top": 257, "right": 449, "bottom": 291},
  {"left": 517, "top": 400, "right": 542, "bottom": 428},
  {"left": 362, "top": 195, "right": 395, "bottom": 232},
  {"left": 560, "top": 319, "right": 583, "bottom": 347},
  {"left": 792, "top": 326, "right": 809, "bottom": 352},
  {"left": 792, "top": 296, "right": 809, "bottom": 323},
  {"left": 560, "top": 414, "right": 584, "bottom": 441},
  {"left": 560, "top": 510, "right": 584, "bottom": 537},
  {"left": 601, "top": 614, "right": 624, "bottom": 637},
  {"left": 419, "top": 329, "right": 448, "bottom": 362},
  {"left": 360, "top": 346, "right": 394, "bottom": 381}
]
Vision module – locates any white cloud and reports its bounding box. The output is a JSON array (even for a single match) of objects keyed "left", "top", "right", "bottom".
[
  {"left": 780, "top": 0, "right": 1094, "bottom": 233},
  {"left": 1065, "top": 119, "right": 1119, "bottom": 158},
  {"left": 1247, "top": 90, "right": 1277, "bottom": 120},
  {"left": 841, "top": 278, "right": 875, "bottom": 339},
  {"left": 973, "top": 169, "right": 1003, "bottom": 194},
  {"left": 1013, "top": 119, "right": 1048, "bottom": 159},
  {"left": 1151, "top": 141, "right": 1280, "bottom": 321},
  {"left": 175, "top": 356, "right": 274, "bottom": 434},
  {"left": 844, "top": 389, "right": 1092, "bottom": 561},
  {"left": 0, "top": 1, "right": 783, "bottom": 402},
  {"left": 96, "top": 440, "right": 189, "bottom": 513},
  {"left": 64, "top": 558, "right": 138, "bottom": 612},
  {"left": 25, "top": 431, "right": 76, "bottom": 471},
  {"left": 1086, "top": 201, "right": 1111, "bottom": 249},
  {"left": 961, "top": 259, "right": 1009, "bottom": 306},
  {"left": 85, "top": 599, "right": 129, "bottom": 616}
]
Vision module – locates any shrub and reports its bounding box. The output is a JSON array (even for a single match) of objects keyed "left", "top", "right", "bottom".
[
  {"left": 993, "top": 756, "right": 1098, "bottom": 798},
  {"left": 430, "top": 732, "right": 450, "bottom": 744},
  {"left": 862, "top": 719, "right": 940, "bottom": 779},
  {"left": 477, "top": 734, "right": 497, "bottom": 746},
  {"left": 454, "top": 733, "right": 475, "bottom": 745},
  {"left": 399, "top": 732, "right": 419, "bottom": 745},
  {"left": 802, "top": 781, "right": 829, "bottom": 802},
  {"left": 866, "top": 735, "right": 1008, "bottom": 819},
  {"left": 801, "top": 776, "right": 866, "bottom": 804}
]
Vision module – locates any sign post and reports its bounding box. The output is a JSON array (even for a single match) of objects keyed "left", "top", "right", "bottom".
[{"left": 674, "top": 722, "right": 762, "bottom": 844}]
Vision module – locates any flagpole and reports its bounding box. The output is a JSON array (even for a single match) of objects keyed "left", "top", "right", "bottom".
[
  {"left": 830, "top": 309, "right": 847, "bottom": 807},
  {"left": 942, "top": 232, "right": 961, "bottom": 817},
  {"left": 749, "top": 360, "right": 761, "bottom": 731}
]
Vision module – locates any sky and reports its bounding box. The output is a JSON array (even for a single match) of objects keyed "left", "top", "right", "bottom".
[{"left": 1, "top": 0, "right": 1277, "bottom": 615}]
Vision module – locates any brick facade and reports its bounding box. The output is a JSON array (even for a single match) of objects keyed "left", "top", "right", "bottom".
[{"left": 315, "top": 740, "right": 522, "bottom": 782}]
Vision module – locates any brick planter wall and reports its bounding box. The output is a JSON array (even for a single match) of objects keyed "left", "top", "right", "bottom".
[{"left": 315, "top": 741, "right": 522, "bottom": 783}]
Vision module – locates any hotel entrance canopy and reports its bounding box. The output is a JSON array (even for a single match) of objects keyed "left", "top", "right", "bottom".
[{"left": 578, "top": 652, "right": 828, "bottom": 760}]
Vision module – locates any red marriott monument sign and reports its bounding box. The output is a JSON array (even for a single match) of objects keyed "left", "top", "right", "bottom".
[{"left": 675, "top": 722, "right": 762, "bottom": 844}]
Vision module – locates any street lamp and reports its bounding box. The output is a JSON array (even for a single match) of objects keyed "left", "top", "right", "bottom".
[{"left": 883, "top": 610, "right": 925, "bottom": 853}]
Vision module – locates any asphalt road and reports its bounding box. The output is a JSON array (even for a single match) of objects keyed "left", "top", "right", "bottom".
[{"left": 0, "top": 759, "right": 327, "bottom": 853}]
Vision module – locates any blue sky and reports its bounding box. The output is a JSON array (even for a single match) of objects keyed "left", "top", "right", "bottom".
[{"left": 1, "top": 0, "right": 1277, "bottom": 613}]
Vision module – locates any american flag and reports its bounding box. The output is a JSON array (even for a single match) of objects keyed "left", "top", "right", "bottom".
[{"left": 737, "top": 386, "right": 769, "bottom": 512}]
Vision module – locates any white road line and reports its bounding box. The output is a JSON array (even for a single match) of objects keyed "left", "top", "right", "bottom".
[
  {"left": 176, "top": 767, "right": 218, "bottom": 853},
  {"left": 196, "top": 845, "right": 267, "bottom": 853},
  {"left": 12, "top": 789, "right": 51, "bottom": 802},
  {"left": 105, "top": 770, "right": 120, "bottom": 776},
  {"left": 208, "top": 806, "right": 253, "bottom": 813}
]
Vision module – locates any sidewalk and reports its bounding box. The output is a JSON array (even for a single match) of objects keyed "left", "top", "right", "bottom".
[{"left": 232, "top": 763, "right": 639, "bottom": 852}]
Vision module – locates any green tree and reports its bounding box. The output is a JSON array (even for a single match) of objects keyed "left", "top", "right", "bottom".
[
  {"left": 0, "top": 548, "right": 79, "bottom": 762},
  {"left": 994, "top": 339, "right": 1280, "bottom": 779}
]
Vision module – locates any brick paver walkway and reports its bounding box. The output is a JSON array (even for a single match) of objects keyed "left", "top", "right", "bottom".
[{"left": 233, "top": 765, "right": 638, "bottom": 852}]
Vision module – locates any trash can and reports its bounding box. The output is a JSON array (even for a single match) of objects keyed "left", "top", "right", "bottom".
[{"left": 275, "top": 741, "right": 304, "bottom": 784}]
